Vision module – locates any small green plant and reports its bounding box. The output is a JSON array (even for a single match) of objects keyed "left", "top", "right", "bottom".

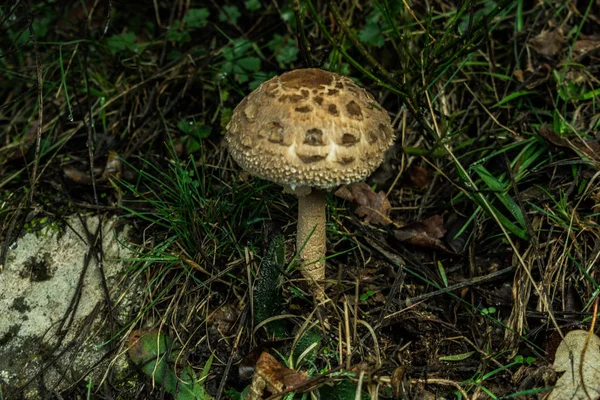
[
  {"left": 177, "top": 120, "right": 211, "bottom": 153},
  {"left": 253, "top": 233, "right": 286, "bottom": 338},
  {"left": 244, "top": 0, "right": 261, "bottom": 12},
  {"left": 480, "top": 307, "right": 496, "bottom": 316},
  {"left": 116, "top": 141, "right": 272, "bottom": 284},
  {"left": 356, "top": 0, "right": 403, "bottom": 48},
  {"left": 458, "top": 355, "right": 538, "bottom": 399},
  {"left": 292, "top": 328, "right": 321, "bottom": 367},
  {"left": 167, "top": 8, "right": 210, "bottom": 43},
  {"left": 267, "top": 34, "right": 299, "bottom": 66},
  {"left": 359, "top": 290, "right": 376, "bottom": 301},
  {"left": 218, "top": 5, "right": 241, "bottom": 25},
  {"left": 184, "top": 8, "right": 210, "bottom": 28},
  {"left": 128, "top": 330, "right": 213, "bottom": 399},
  {"left": 106, "top": 32, "right": 139, "bottom": 54},
  {"left": 219, "top": 38, "right": 262, "bottom": 85},
  {"left": 319, "top": 380, "right": 370, "bottom": 400}
]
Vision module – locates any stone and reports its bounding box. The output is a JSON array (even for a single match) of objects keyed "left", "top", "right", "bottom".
[{"left": 0, "top": 215, "right": 139, "bottom": 398}]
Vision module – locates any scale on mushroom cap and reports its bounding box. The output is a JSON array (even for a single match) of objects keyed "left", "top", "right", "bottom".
[{"left": 226, "top": 68, "right": 395, "bottom": 300}]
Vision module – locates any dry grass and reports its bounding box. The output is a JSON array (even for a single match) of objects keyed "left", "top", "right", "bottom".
[{"left": 1, "top": 0, "right": 600, "bottom": 399}]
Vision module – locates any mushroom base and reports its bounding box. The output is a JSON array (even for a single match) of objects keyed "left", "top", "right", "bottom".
[{"left": 296, "top": 189, "right": 326, "bottom": 298}]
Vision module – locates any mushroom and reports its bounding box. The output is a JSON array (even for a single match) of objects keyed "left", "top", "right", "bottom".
[{"left": 226, "top": 68, "right": 395, "bottom": 298}]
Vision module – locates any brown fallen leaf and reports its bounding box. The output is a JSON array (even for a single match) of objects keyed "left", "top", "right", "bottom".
[
  {"left": 63, "top": 151, "right": 123, "bottom": 184},
  {"left": 247, "top": 352, "right": 309, "bottom": 400},
  {"left": 207, "top": 303, "right": 240, "bottom": 335},
  {"left": 512, "top": 64, "right": 553, "bottom": 89},
  {"left": 62, "top": 165, "right": 105, "bottom": 184},
  {"left": 513, "top": 69, "right": 525, "bottom": 83},
  {"left": 548, "top": 330, "right": 600, "bottom": 400},
  {"left": 573, "top": 39, "right": 600, "bottom": 56},
  {"left": 391, "top": 366, "right": 407, "bottom": 398},
  {"left": 0, "top": 121, "right": 38, "bottom": 168},
  {"left": 127, "top": 329, "right": 150, "bottom": 365},
  {"left": 407, "top": 166, "right": 430, "bottom": 189},
  {"left": 393, "top": 215, "right": 452, "bottom": 252},
  {"left": 335, "top": 182, "right": 392, "bottom": 225},
  {"left": 239, "top": 346, "right": 267, "bottom": 381},
  {"left": 127, "top": 329, "right": 170, "bottom": 365},
  {"left": 529, "top": 29, "right": 565, "bottom": 57},
  {"left": 101, "top": 151, "right": 122, "bottom": 180},
  {"left": 538, "top": 124, "right": 600, "bottom": 165}
]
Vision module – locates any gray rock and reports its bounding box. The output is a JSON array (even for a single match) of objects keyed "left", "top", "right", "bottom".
[{"left": 0, "top": 215, "right": 140, "bottom": 399}]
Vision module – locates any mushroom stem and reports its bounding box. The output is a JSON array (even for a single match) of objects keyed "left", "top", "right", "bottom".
[{"left": 296, "top": 189, "right": 326, "bottom": 297}]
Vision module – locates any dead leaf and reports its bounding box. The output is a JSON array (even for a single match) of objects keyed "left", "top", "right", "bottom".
[
  {"left": 573, "top": 39, "right": 600, "bottom": 56},
  {"left": 127, "top": 329, "right": 171, "bottom": 365},
  {"left": 239, "top": 346, "right": 269, "bottom": 381},
  {"left": 548, "top": 330, "right": 600, "bottom": 400},
  {"left": 412, "top": 382, "right": 438, "bottom": 400},
  {"left": 247, "top": 352, "right": 309, "bottom": 400},
  {"left": 538, "top": 124, "right": 600, "bottom": 165},
  {"left": 0, "top": 121, "right": 38, "bottom": 167},
  {"left": 63, "top": 165, "right": 104, "bottom": 184},
  {"left": 391, "top": 366, "right": 407, "bottom": 398},
  {"left": 521, "top": 63, "right": 553, "bottom": 89},
  {"left": 335, "top": 182, "right": 392, "bottom": 225},
  {"left": 63, "top": 151, "right": 123, "bottom": 184},
  {"left": 102, "top": 151, "right": 122, "bottom": 180},
  {"left": 57, "top": 0, "right": 108, "bottom": 33},
  {"left": 207, "top": 304, "right": 240, "bottom": 335},
  {"left": 529, "top": 29, "right": 565, "bottom": 57},
  {"left": 407, "top": 166, "right": 429, "bottom": 189},
  {"left": 513, "top": 69, "right": 525, "bottom": 83},
  {"left": 393, "top": 215, "right": 452, "bottom": 252},
  {"left": 127, "top": 330, "right": 149, "bottom": 364}
]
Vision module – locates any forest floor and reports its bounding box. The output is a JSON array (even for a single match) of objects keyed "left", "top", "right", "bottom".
[{"left": 1, "top": 0, "right": 600, "bottom": 399}]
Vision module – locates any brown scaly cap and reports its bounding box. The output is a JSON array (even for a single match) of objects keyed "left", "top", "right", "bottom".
[{"left": 226, "top": 68, "right": 395, "bottom": 189}]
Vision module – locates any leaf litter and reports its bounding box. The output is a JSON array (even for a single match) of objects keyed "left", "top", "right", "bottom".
[
  {"left": 548, "top": 330, "right": 600, "bottom": 400},
  {"left": 335, "top": 182, "right": 392, "bottom": 226}
]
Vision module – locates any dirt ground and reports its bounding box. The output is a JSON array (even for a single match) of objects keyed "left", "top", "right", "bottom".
[{"left": 1, "top": 0, "right": 600, "bottom": 399}]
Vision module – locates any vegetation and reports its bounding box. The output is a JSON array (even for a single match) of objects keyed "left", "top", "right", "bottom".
[{"left": 1, "top": 0, "right": 600, "bottom": 398}]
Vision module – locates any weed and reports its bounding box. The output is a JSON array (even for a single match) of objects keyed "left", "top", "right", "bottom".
[{"left": 2, "top": 0, "right": 600, "bottom": 398}]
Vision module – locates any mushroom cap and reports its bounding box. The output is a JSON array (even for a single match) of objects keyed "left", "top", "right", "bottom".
[{"left": 226, "top": 68, "right": 395, "bottom": 189}]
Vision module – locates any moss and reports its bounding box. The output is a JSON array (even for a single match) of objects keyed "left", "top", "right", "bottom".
[
  {"left": 11, "top": 297, "right": 30, "bottom": 313},
  {"left": 0, "top": 324, "right": 21, "bottom": 347},
  {"left": 20, "top": 253, "right": 53, "bottom": 281}
]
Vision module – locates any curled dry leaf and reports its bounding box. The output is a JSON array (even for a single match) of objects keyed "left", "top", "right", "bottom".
[
  {"left": 391, "top": 366, "right": 407, "bottom": 398},
  {"left": 62, "top": 165, "right": 102, "bottom": 184},
  {"left": 538, "top": 124, "right": 600, "bottom": 166},
  {"left": 247, "top": 351, "right": 309, "bottom": 400},
  {"left": 239, "top": 346, "right": 267, "bottom": 381},
  {"left": 548, "top": 330, "right": 600, "bottom": 400},
  {"left": 529, "top": 29, "right": 565, "bottom": 57},
  {"left": 573, "top": 39, "right": 600, "bottom": 56},
  {"left": 335, "top": 182, "right": 392, "bottom": 226},
  {"left": 63, "top": 151, "right": 123, "bottom": 184},
  {"left": 513, "top": 69, "right": 525, "bottom": 83},
  {"left": 513, "top": 63, "right": 553, "bottom": 89},
  {"left": 393, "top": 215, "right": 452, "bottom": 252},
  {"left": 102, "top": 151, "right": 122, "bottom": 180}
]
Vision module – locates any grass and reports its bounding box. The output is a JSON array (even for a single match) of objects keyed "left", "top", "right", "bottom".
[{"left": 1, "top": 0, "right": 600, "bottom": 398}]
